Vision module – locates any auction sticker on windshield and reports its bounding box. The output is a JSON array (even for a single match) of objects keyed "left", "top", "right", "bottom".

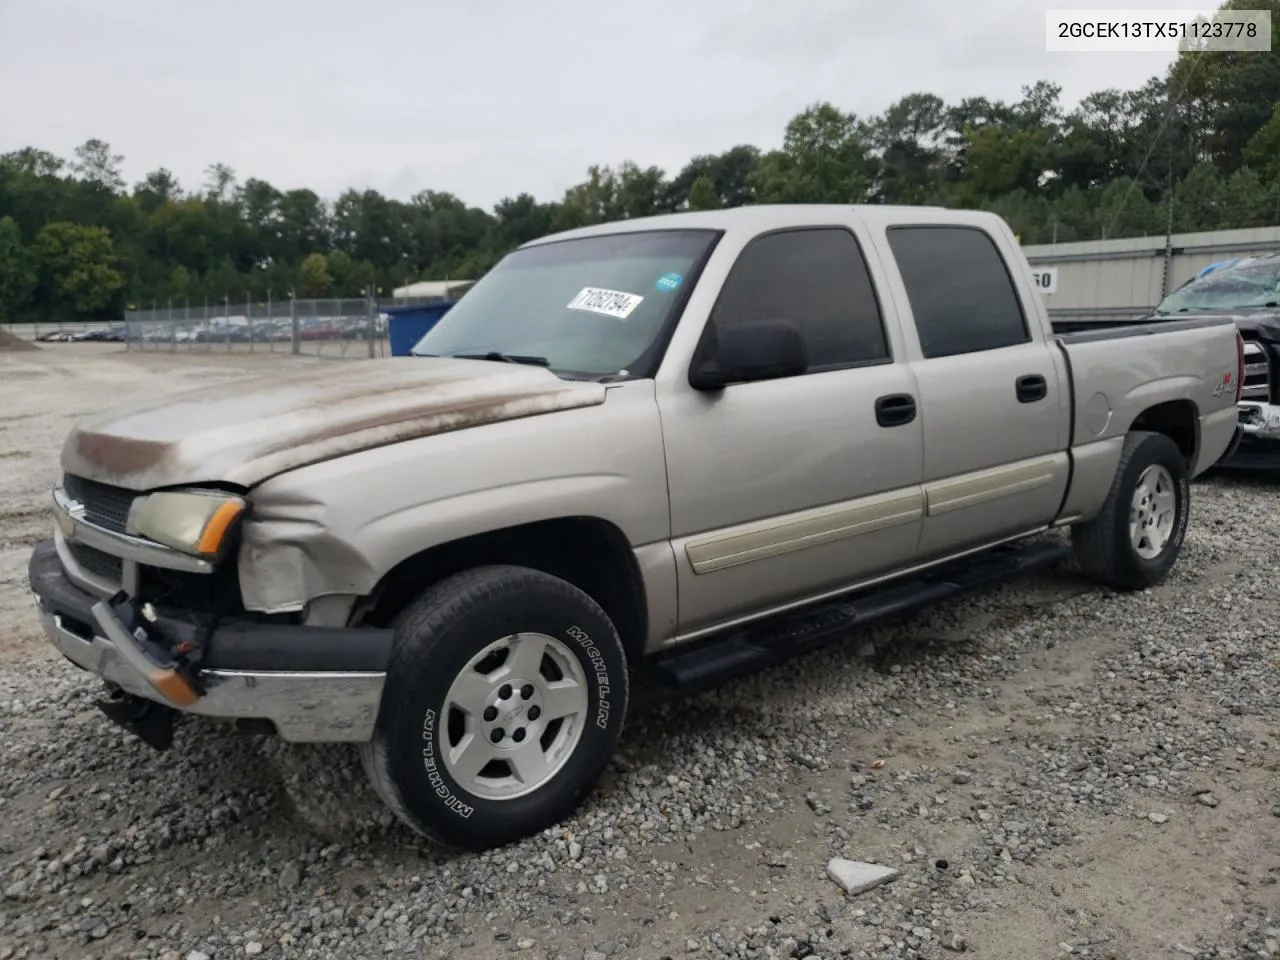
[{"left": 567, "top": 287, "right": 644, "bottom": 320}]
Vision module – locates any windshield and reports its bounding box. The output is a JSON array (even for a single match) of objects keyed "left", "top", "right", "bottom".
[
  {"left": 1156, "top": 257, "right": 1280, "bottom": 314},
  {"left": 411, "top": 229, "right": 719, "bottom": 378}
]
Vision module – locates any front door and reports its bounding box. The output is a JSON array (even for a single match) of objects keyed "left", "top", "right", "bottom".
[{"left": 656, "top": 223, "right": 927, "bottom": 637}]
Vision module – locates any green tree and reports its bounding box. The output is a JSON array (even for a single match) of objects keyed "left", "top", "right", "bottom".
[
  {"left": 750, "top": 103, "right": 874, "bottom": 203},
  {"left": 1243, "top": 101, "right": 1280, "bottom": 181},
  {"left": 489, "top": 194, "right": 556, "bottom": 251},
  {"left": 948, "top": 86, "right": 1066, "bottom": 207},
  {"left": 278, "top": 189, "right": 330, "bottom": 262},
  {"left": 870, "top": 93, "right": 948, "bottom": 204},
  {"left": 32, "top": 221, "right": 124, "bottom": 315},
  {"left": 1172, "top": 162, "right": 1228, "bottom": 231},
  {"left": 203, "top": 163, "right": 237, "bottom": 203},
  {"left": 71, "top": 139, "right": 124, "bottom": 191},
  {"left": 202, "top": 258, "right": 244, "bottom": 301},
  {"left": 1095, "top": 177, "right": 1162, "bottom": 238},
  {"left": 687, "top": 175, "right": 719, "bottom": 210},
  {"left": 134, "top": 169, "right": 182, "bottom": 215},
  {"left": 298, "top": 252, "right": 332, "bottom": 296},
  {"left": 1219, "top": 165, "right": 1273, "bottom": 228},
  {"left": 0, "top": 216, "right": 37, "bottom": 319},
  {"left": 554, "top": 165, "right": 623, "bottom": 229},
  {"left": 325, "top": 250, "right": 358, "bottom": 294},
  {"left": 166, "top": 264, "right": 192, "bottom": 302},
  {"left": 668, "top": 146, "right": 760, "bottom": 209},
  {"left": 1170, "top": 0, "right": 1280, "bottom": 173},
  {"left": 614, "top": 162, "right": 670, "bottom": 218}
]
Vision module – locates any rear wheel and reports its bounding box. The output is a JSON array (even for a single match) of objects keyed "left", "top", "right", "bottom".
[
  {"left": 360, "top": 565, "right": 629, "bottom": 850},
  {"left": 1071, "top": 430, "right": 1190, "bottom": 591}
]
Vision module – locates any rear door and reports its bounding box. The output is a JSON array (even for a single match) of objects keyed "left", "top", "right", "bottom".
[{"left": 879, "top": 223, "right": 1070, "bottom": 559}]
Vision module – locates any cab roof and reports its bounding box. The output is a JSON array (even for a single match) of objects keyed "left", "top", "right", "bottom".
[{"left": 522, "top": 204, "right": 1010, "bottom": 248}]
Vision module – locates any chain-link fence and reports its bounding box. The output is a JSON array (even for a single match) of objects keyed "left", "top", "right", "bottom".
[
  {"left": 122, "top": 296, "right": 446, "bottom": 358},
  {"left": 5, "top": 320, "right": 118, "bottom": 342}
]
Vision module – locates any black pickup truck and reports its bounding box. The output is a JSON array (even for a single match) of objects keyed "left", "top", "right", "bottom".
[{"left": 1148, "top": 255, "right": 1280, "bottom": 468}]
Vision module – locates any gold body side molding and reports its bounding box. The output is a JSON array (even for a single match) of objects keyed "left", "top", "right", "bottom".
[
  {"left": 924, "top": 456, "right": 1060, "bottom": 517},
  {"left": 685, "top": 489, "right": 924, "bottom": 575}
]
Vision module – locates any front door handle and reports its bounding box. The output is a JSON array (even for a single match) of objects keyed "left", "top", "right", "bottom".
[
  {"left": 1016, "top": 374, "right": 1047, "bottom": 403},
  {"left": 875, "top": 393, "right": 916, "bottom": 427}
]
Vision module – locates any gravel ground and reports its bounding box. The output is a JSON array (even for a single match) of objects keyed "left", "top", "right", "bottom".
[{"left": 2, "top": 345, "right": 1278, "bottom": 960}]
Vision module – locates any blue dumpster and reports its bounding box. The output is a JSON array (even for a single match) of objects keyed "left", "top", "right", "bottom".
[{"left": 386, "top": 301, "right": 456, "bottom": 357}]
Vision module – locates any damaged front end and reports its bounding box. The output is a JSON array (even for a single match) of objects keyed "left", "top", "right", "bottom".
[{"left": 30, "top": 473, "right": 394, "bottom": 750}]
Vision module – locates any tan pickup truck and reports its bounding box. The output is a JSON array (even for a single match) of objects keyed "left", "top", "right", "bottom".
[{"left": 29, "top": 205, "right": 1243, "bottom": 851}]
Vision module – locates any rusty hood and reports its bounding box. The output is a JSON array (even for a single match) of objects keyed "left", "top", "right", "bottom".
[{"left": 61, "top": 358, "right": 608, "bottom": 491}]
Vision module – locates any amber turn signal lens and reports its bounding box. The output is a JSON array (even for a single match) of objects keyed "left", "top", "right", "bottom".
[{"left": 196, "top": 500, "right": 245, "bottom": 557}]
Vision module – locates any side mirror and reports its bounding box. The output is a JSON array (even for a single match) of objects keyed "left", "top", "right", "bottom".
[{"left": 690, "top": 320, "right": 808, "bottom": 391}]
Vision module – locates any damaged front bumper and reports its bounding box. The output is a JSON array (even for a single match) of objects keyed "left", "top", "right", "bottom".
[
  {"left": 28, "top": 540, "right": 392, "bottom": 746},
  {"left": 1222, "top": 402, "right": 1280, "bottom": 468}
]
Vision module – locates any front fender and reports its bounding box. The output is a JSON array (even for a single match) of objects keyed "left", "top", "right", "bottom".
[{"left": 237, "top": 382, "right": 669, "bottom": 615}]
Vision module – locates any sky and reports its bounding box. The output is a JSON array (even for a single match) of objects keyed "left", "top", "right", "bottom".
[{"left": 0, "top": 0, "right": 1185, "bottom": 211}]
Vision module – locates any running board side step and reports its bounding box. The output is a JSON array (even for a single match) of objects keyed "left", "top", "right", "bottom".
[{"left": 651, "top": 540, "right": 1071, "bottom": 693}]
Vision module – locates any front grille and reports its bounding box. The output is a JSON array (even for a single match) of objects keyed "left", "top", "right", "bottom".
[
  {"left": 66, "top": 541, "right": 124, "bottom": 583},
  {"left": 1242, "top": 340, "right": 1271, "bottom": 402},
  {"left": 63, "top": 474, "right": 137, "bottom": 534}
]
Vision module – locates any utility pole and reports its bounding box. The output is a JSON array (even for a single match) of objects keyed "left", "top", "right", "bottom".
[
  {"left": 1161, "top": 154, "right": 1175, "bottom": 298},
  {"left": 1159, "top": 78, "right": 1179, "bottom": 299}
]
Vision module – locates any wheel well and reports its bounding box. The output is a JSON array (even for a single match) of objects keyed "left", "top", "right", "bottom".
[
  {"left": 359, "top": 517, "right": 649, "bottom": 663},
  {"left": 1131, "top": 400, "right": 1198, "bottom": 464}
]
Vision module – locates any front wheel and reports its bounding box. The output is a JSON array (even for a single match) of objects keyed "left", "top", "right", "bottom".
[
  {"left": 360, "top": 565, "right": 629, "bottom": 850},
  {"left": 1071, "top": 430, "right": 1190, "bottom": 591}
]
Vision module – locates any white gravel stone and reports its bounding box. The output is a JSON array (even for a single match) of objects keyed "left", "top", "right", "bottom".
[{"left": 826, "top": 858, "right": 900, "bottom": 896}]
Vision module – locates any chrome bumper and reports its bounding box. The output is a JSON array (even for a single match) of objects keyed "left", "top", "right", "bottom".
[
  {"left": 36, "top": 596, "right": 386, "bottom": 743},
  {"left": 1238, "top": 401, "right": 1280, "bottom": 440}
]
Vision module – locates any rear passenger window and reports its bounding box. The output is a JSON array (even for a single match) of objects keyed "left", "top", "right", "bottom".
[
  {"left": 886, "top": 226, "right": 1030, "bottom": 359},
  {"left": 709, "top": 227, "right": 889, "bottom": 370}
]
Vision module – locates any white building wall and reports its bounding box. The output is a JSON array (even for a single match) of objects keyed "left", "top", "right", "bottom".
[{"left": 1022, "top": 226, "right": 1280, "bottom": 322}]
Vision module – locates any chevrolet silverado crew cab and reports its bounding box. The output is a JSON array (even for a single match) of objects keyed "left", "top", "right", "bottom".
[
  {"left": 1149, "top": 253, "right": 1280, "bottom": 468},
  {"left": 29, "top": 205, "right": 1243, "bottom": 851}
]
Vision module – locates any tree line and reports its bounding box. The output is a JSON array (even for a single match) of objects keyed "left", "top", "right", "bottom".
[{"left": 1, "top": 0, "right": 1278, "bottom": 323}]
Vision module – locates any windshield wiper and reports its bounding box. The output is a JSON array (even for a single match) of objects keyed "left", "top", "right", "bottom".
[{"left": 451, "top": 351, "right": 551, "bottom": 367}]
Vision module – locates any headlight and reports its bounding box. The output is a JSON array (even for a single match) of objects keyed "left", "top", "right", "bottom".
[{"left": 132, "top": 490, "right": 248, "bottom": 560}]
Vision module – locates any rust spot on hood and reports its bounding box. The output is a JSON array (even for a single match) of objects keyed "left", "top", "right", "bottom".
[
  {"left": 74, "top": 432, "right": 171, "bottom": 477},
  {"left": 58, "top": 357, "right": 608, "bottom": 491},
  {"left": 257, "top": 391, "right": 553, "bottom": 458}
]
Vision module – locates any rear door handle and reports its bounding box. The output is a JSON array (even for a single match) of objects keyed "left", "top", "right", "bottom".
[
  {"left": 1016, "top": 374, "right": 1047, "bottom": 403},
  {"left": 875, "top": 393, "right": 916, "bottom": 427}
]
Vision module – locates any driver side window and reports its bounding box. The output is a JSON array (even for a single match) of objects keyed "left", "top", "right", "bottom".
[{"left": 708, "top": 227, "right": 891, "bottom": 373}]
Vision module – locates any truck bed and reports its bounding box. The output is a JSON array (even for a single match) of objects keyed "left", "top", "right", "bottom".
[
  {"left": 1052, "top": 315, "right": 1230, "bottom": 344},
  {"left": 1051, "top": 314, "right": 1240, "bottom": 523}
]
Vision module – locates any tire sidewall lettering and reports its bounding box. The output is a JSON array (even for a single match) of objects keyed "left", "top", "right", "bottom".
[
  {"left": 566, "top": 624, "right": 613, "bottom": 730},
  {"left": 1168, "top": 474, "right": 1190, "bottom": 554},
  {"left": 421, "top": 708, "right": 475, "bottom": 819},
  {"left": 1147, "top": 454, "right": 1190, "bottom": 563}
]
